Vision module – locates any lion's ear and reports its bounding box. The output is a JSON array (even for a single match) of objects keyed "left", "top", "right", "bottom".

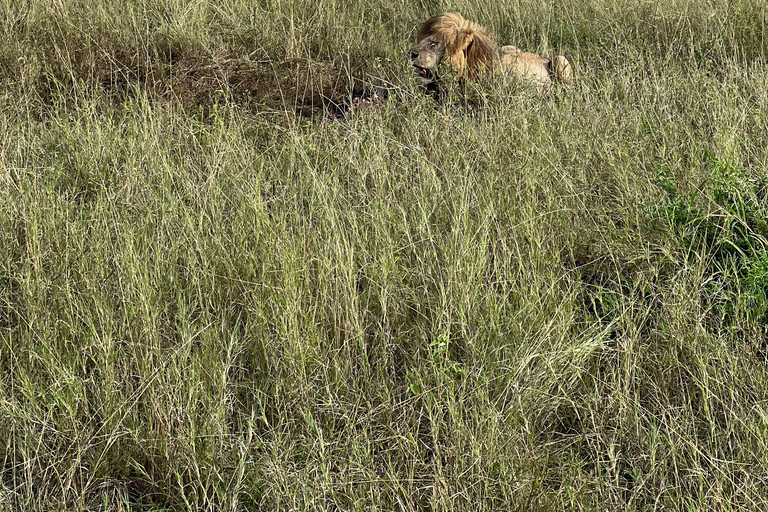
[
  {"left": 448, "top": 28, "right": 474, "bottom": 53},
  {"left": 445, "top": 28, "right": 474, "bottom": 74},
  {"left": 464, "top": 29, "right": 495, "bottom": 77}
]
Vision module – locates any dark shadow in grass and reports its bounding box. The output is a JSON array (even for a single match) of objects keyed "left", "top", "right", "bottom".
[{"left": 20, "top": 36, "right": 400, "bottom": 120}]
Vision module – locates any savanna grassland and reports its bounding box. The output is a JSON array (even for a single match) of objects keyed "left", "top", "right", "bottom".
[{"left": 2, "top": 0, "right": 768, "bottom": 510}]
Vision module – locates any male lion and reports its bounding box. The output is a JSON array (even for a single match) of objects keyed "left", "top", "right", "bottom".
[{"left": 410, "top": 12, "right": 572, "bottom": 92}]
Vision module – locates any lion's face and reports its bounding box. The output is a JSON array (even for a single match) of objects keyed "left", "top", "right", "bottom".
[{"left": 409, "top": 35, "right": 446, "bottom": 84}]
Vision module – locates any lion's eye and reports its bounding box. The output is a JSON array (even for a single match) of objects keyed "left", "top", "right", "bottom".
[{"left": 430, "top": 41, "right": 437, "bottom": 47}]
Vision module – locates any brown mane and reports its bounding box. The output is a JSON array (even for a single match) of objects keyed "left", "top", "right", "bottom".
[{"left": 417, "top": 12, "right": 496, "bottom": 79}]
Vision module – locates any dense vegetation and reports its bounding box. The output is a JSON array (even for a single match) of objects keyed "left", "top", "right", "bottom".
[{"left": 2, "top": 0, "right": 768, "bottom": 510}]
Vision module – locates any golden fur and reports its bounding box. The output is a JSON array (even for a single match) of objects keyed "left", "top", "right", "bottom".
[{"left": 413, "top": 12, "right": 572, "bottom": 87}]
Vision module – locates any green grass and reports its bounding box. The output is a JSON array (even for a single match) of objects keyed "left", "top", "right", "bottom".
[{"left": 2, "top": 0, "right": 768, "bottom": 510}]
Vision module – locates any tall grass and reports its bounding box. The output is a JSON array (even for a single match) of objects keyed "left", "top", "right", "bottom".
[{"left": 2, "top": 0, "right": 768, "bottom": 510}]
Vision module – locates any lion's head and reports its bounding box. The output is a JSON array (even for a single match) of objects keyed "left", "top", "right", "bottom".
[{"left": 410, "top": 12, "right": 496, "bottom": 85}]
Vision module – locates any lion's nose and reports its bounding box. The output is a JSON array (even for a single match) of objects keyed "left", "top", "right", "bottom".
[{"left": 410, "top": 52, "right": 418, "bottom": 60}]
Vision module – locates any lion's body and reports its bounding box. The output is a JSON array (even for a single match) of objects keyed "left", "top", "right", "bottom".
[
  {"left": 410, "top": 13, "right": 572, "bottom": 91},
  {"left": 499, "top": 46, "right": 573, "bottom": 91}
]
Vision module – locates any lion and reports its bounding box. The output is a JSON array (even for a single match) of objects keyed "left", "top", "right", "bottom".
[{"left": 410, "top": 12, "right": 572, "bottom": 93}]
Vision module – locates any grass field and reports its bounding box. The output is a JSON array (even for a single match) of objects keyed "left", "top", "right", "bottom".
[{"left": 2, "top": 0, "right": 768, "bottom": 510}]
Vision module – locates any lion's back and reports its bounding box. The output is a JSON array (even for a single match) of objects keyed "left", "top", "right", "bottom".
[{"left": 499, "top": 46, "right": 552, "bottom": 82}]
